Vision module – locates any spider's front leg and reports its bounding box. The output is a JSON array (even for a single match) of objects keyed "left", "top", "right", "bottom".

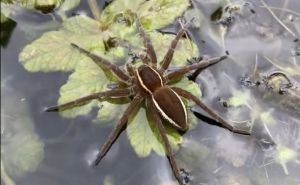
[
  {"left": 146, "top": 98, "right": 184, "bottom": 185},
  {"left": 159, "top": 20, "right": 190, "bottom": 73},
  {"left": 171, "top": 87, "right": 251, "bottom": 135},
  {"left": 71, "top": 43, "right": 130, "bottom": 84},
  {"left": 164, "top": 56, "right": 227, "bottom": 82},
  {"left": 134, "top": 14, "right": 157, "bottom": 66}
]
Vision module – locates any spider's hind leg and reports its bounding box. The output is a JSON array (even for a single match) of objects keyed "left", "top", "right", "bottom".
[
  {"left": 171, "top": 87, "right": 251, "bottom": 135},
  {"left": 94, "top": 95, "right": 144, "bottom": 165},
  {"left": 146, "top": 98, "right": 184, "bottom": 185}
]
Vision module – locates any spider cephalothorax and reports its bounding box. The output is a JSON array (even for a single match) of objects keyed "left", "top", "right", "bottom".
[{"left": 47, "top": 14, "right": 250, "bottom": 185}]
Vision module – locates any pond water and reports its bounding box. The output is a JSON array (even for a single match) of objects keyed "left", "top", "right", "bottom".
[{"left": 1, "top": 0, "right": 300, "bottom": 185}]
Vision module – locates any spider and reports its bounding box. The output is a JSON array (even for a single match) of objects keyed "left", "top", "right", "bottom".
[{"left": 46, "top": 14, "right": 250, "bottom": 185}]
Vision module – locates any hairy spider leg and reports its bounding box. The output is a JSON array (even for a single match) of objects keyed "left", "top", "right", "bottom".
[
  {"left": 45, "top": 88, "right": 133, "bottom": 112},
  {"left": 71, "top": 43, "right": 130, "bottom": 83},
  {"left": 94, "top": 95, "right": 144, "bottom": 165},
  {"left": 146, "top": 98, "right": 183, "bottom": 185},
  {"left": 171, "top": 87, "right": 251, "bottom": 135},
  {"left": 126, "top": 63, "right": 135, "bottom": 77},
  {"left": 159, "top": 22, "right": 189, "bottom": 73},
  {"left": 134, "top": 14, "right": 157, "bottom": 66},
  {"left": 164, "top": 56, "right": 227, "bottom": 82}
]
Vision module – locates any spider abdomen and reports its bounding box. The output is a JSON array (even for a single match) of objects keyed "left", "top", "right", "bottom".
[
  {"left": 137, "top": 64, "right": 163, "bottom": 93},
  {"left": 152, "top": 86, "right": 188, "bottom": 131}
]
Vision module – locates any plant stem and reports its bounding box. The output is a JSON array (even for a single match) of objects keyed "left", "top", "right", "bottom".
[
  {"left": 1, "top": 159, "right": 16, "bottom": 185},
  {"left": 88, "top": 0, "right": 101, "bottom": 21}
]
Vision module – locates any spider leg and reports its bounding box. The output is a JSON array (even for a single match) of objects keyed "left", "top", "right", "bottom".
[
  {"left": 94, "top": 95, "right": 144, "bottom": 165},
  {"left": 46, "top": 88, "right": 132, "bottom": 112},
  {"left": 134, "top": 14, "right": 157, "bottom": 66},
  {"left": 171, "top": 87, "right": 251, "bottom": 135},
  {"left": 71, "top": 43, "right": 130, "bottom": 83},
  {"left": 159, "top": 22, "right": 189, "bottom": 73},
  {"left": 146, "top": 98, "right": 183, "bottom": 185},
  {"left": 164, "top": 56, "right": 227, "bottom": 82}
]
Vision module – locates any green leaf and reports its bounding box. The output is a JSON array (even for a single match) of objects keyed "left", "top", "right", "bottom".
[
  {"left": 260, "top": 110, "right": 275, "bottom": 125},
  {"left": 108, "top": 22, "right": 199, "bottom": 66},
  {"left": 57, "top": 0, "right": 80, "bottom": 12},
  {"left": 93, "top": 102, "right": 127, "bottom": 126},
  {"left": 57, "top": 56, "right": 108, "bottom": 118},
  {"left": 18, "top": 2, "right": 202, "bottom": 158},
  {"left": 19, "top": 16, "right": 104, "bottom": 72},
  {"left": 137, "top": 0, "right": 190, "bottom": 30},
  {"left": 275, "top": 144, "right": 298, "bottom": 175},
  {"left": 100, "top": 0, "right": 190, "bottom": 30},
  {"left": 228, "top": 90, "right": 251, "bottom": 107},
  {"left": 127, "top": 106, "right": 181, "bottom": 157}
]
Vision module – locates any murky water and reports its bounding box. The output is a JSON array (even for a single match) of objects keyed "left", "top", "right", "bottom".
[{"left": 1, "top": 0, "right": 300, "bottom": 185}]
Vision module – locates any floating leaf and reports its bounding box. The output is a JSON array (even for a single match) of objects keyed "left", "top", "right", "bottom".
[
  {"left": 127, "top": 107, "right": 181, "bottom": 157},
  {"left": 54, "top": 28, "right": 199, "bottom": 157},
  {"left": 58, "top": 22, "right": 199, "bottom": 121},
  {"left": 108, "top": 22, "right": 198, "bottom": 67},
  {"left": 57, "top": 0, "right": 80, "bottom": 12},
  {"left": 260, "top": 110, "right": 275, "bottom": 125},
  {"left": 228, "top": 90, "right": 251, "bottom": 107},
  {"left": 19, "top": 16, "right": 104, "bottom": 72},
  {"left": 103, "top": 176, "right": 114, "bottom": 185},
  {"left": 93, "top": 101, "right": 127, "bottom": 126},
  {"left": 57, "top": 56, "right": 109, "bottom": 118},
  {"left": 274, "top": 145, "right": 298, "bottom": 175},
  {"left": 18, "top": 2, "right": 201, "bottom": 158},
  {"left": 100, "top": 0, "right": 190, "bottom": 30}
]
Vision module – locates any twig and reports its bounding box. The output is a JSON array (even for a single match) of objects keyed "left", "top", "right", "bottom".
[
  {"left": 279, "top": 0, "right": 289, "bottom": 18},
  {"left": 259, "top": 0, "right": 296, "bottom": 37},
  {"left": 259, "top": 5, "right": 300, "bottom": 17}
]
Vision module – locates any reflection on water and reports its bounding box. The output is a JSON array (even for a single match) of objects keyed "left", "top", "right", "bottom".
[{"left": 1, "top": 0, "right": 300, "bottom": 185}]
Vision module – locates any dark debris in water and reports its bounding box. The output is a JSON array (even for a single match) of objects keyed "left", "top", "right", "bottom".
[
  {"left": 239, "top": 72, "right": 296, "bottom": 96},
  {"left": 239, "top": 76, "right": 260, "bottom": 88},
  {"left": 218, "top": 97, "right": 230, "bottom": 108},
  {"left": 291, "top": 46, "right": 300, "bottom": 56},
  {"left": 263, "top": 72, "right": 294, "bottom": 95},
  {"left": 180, "top": 168, "right": 192, "bottom": 185},
  {"left": 187, "top": 56, "right": 204, "bottom": 81}
]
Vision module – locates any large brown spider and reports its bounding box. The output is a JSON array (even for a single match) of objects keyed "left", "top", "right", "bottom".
[{"left": 46, "top": 15, "right": 250, "bottom": 185}]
